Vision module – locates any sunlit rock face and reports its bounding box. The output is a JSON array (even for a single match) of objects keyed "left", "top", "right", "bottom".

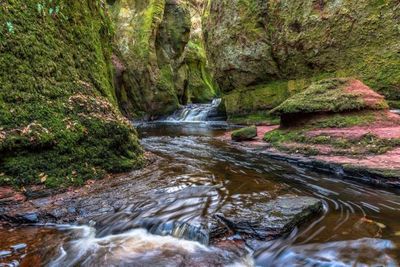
[{"left": 203, "top": 0, "right": 400, "bottom": 116}]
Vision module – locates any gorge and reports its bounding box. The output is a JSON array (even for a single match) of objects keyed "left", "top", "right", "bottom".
[{"left": 1, "top": 0, "right": 400, "bottom": 266}]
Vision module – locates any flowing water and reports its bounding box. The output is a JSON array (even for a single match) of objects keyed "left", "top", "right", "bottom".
[
  {"left": 2, "top": 112, "right": 400, "bottom": 266},
  {"left": 164, "top": 99, "right": 224, "bottom": 122}
]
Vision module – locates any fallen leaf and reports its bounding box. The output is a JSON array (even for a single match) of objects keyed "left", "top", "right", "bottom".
[{"left": 39, "top": 173, "right": 48, "bottom": 183}]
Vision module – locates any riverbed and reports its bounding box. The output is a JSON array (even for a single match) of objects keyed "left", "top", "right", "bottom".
[{"left": 1, "top": 123, "right": 400, "bottom": 266}]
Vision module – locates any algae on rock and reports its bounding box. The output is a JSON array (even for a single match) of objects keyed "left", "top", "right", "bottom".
[{"left": 0, "top": 0, "right": 144, "bottom": 187}]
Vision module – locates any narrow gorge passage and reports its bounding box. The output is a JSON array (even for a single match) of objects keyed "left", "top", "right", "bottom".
[
  {"left": 1, "top": 1, "right": 400, "bottom": 266},
  {"left": 2, "top": 120, "right": 400, "bottom": 266}
]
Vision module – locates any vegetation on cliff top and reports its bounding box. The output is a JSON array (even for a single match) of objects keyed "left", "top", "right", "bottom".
[{"left": 0, "top": 0, "right": 144, "bottom": 188}]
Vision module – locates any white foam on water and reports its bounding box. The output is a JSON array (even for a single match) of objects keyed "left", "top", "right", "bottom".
[
  {"left": 165, "top": 98, "right": 222, "bottom": 122},
  {"left": 48, "top": 226, "right": 254, "bottom": 267}
]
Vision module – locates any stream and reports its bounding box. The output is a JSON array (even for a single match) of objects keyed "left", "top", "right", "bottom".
[{"left": 1, "top": 114, "right": 400, "bottom": 266}]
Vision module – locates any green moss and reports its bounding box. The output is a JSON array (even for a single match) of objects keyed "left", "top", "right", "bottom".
[
  {"left": 231, "top": 125, "right": 257, "bottom": 141},
  {"left": 185, "top": 40, "right": 218, "bottom": 103},
  {"left": 388, "top": 101, "right": 400, "bottom": 109},
  {"left": 223, "top": 80, "right": 292, "bottom": 116},
  {"left": 267, "top": 0, "right": 400, "bottom": 103},
  {"left": 263, "top": 129, "right": 304, "bottom": 144},
  {"left": 204, "top": 0, "right": 400, "bottom": 107},
  {"left": 111, "top": 0, "right": 211, "bottom": 117},
  {"left": 228, "top": 112, "right": 280, "bottom": 126},
  {"left": 272, "top": 78, "right": 388, "bottom": 115},
  {"left": 0, "top": 1, "right": 144, "bottom": 188},
  {"left": 221, "top": 73, "right": 341, "bottom": 117},
  {"left": 307, "top": 111, "right": 377, "bottom": 128},
  {"left": 264, "top": 128, "right": 400, "bottom": 156},
  {"left": 344, "top": 166, "right": 400, "bottom": 179},
  {"left": 236, "top": 0, "right": 265, "bottom": 38},
  {"left": 153, "top": 65, "right": 180, "bottom": 115}
]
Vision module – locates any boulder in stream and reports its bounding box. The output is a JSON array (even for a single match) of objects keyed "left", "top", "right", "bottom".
[
  {"left": 231, "top": 126, "right": 257, "bottom": 141},
  {"left": 218, "top": 195, "right": 323, "bottom": 240},
  {"left": 93, "top": 194, "right": 322, "bottom": 244}
]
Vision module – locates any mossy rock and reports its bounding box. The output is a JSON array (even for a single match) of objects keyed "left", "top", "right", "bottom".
[
  {"left": 183, "top": 40, "right": 218, "bottom": 103},
  {"left": 0, "top": 0, "right": 144, "bottom": 188},
  {"left": 272, "top": 78, "right": 388, "bottom": 115},
  {"left": 204, "top": 0, "right": 400, "bottom": 104},
  {"left": 231, "top": 126, "right": 257, "bottom": 142}
]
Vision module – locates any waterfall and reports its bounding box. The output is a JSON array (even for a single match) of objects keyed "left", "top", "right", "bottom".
[
  {"left": 165, "top": 99, "right": 225, "bottom": 122},
  {"left": 94, "top": 214, "right": 211, "bottom": 245}
]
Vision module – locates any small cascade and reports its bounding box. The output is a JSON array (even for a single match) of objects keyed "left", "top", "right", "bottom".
[
  {"left": 166, "top": 99, "right": 225, "bottom": 122},
  {"left": 94, "top": 213, "right": 210, "bottom": 245}
]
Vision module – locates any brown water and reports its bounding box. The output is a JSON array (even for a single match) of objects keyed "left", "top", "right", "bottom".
[{"left": 1, "top": 122, "right": 400, "bottom": 266}]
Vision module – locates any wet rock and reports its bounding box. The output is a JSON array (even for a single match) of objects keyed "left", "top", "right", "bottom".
[
  {"left": 208, "top": 216, "right": 232, "bottom": 242},
  {"left": 49, "top": 208, "right": 68, "bottom": 219},
  {"left": 0, "top": 187, "right": 25, "bottom": 205},
  {"left": 218, "top": 195, "right": 322, "bottom": 240},
  {"left": 10, "top": 244, "right": 27, "bottom": 251},
  {"left": 231, "top": 126, "right": 257, "bottom": 142},
  {"left": 10, "top": 260, "right": 20, "bottom": 267},
  {"left": 0, "top": 250, "right": 11, "bottom": 258},
  {"left": 257, "top": 238, "right": 397, "bottom": 267},
  {"left": 23, "top": 185, "right": 58, "bottom": 199},
  {"left": 20, "top": 212, "right": 38, "bottom": 223},
  {"left": 92, "top": 195, "right": 321, "bottom": 244},
  {"left": 93, "top": 212, "right": 229, "bottom": 245}
]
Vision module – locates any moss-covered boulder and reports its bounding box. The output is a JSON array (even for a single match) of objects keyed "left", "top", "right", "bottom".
[
  {"left": 231, "top": 126, "right": 257, "bottom": 141},
  {"left": 272, "top": 78, "right": 388, "bottom": 127},
  {"left": 0, "top": 0, "right": 144, "bottom": 188},
  {"left": 203, "top": 0, "right": 400, "bottom": 115},
  {"left": 273, "top": 79, "right": 388, "bottom": 114}
]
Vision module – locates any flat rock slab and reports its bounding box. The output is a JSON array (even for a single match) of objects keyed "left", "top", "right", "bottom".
[
  {"left": 91, "top": 195, "right": 321, "bottom": 244},
  {"left": 218, "top": 195, "right": 323, "bottom": 240}
]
